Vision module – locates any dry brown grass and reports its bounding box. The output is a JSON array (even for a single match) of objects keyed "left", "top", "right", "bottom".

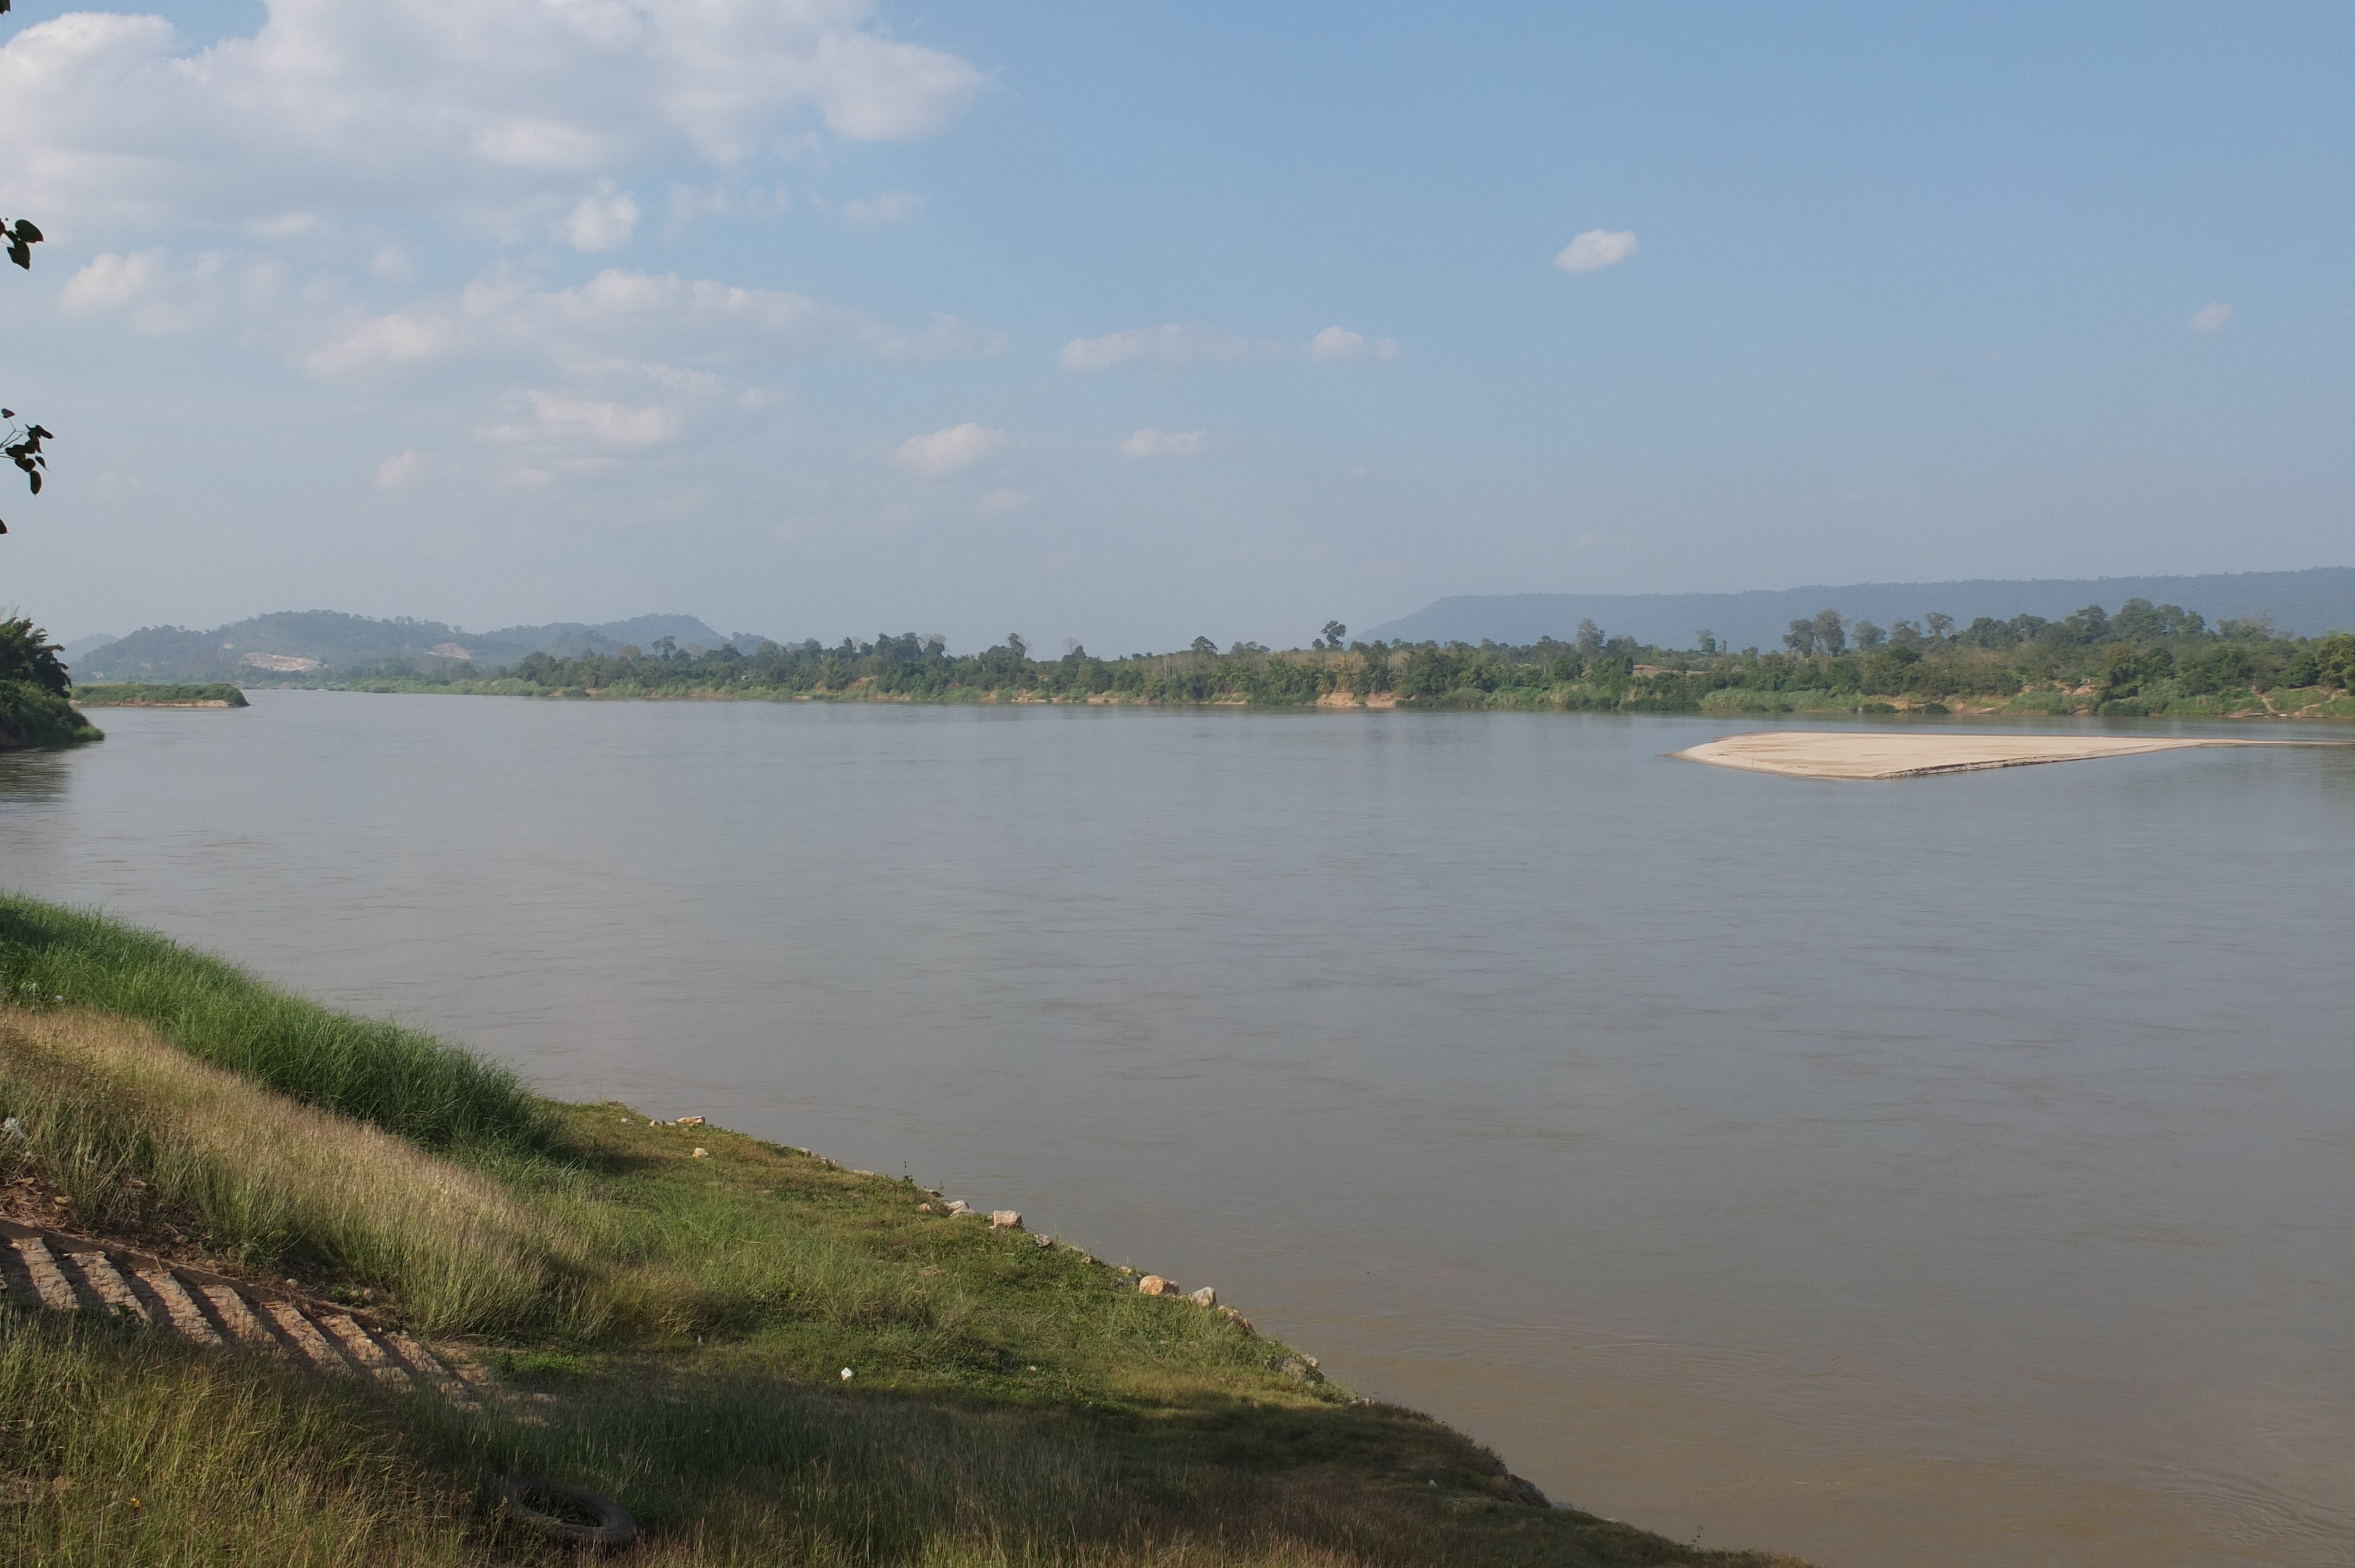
[{"left": 0, "top": 1006, "right": 603, "bottom": 1336}]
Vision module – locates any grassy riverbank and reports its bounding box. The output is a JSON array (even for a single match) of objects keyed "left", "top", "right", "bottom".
[{"left": 0, "top": 896, "right": 1806, "bottom": 1566}]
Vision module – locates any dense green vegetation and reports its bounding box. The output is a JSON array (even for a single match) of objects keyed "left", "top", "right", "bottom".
[
  {"left": 336, "top": 602, "right": 2355, "bottom": 721},
  {"left": 0, "top": 616, "right": 101, "bottom": 748},
  {"left": 68, "top": 683, "right": 247, "bottom": 707},
  {"left": 0, "top": 899, "right": 1806, "bottom": 1566}
]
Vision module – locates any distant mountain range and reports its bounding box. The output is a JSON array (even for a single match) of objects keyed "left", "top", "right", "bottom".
[
  {"left": 68, "top": 612, "right": 767, "bottom": 683},
  {"left": 1362, "top": 568, "right": 2355, "bottom": 651}
]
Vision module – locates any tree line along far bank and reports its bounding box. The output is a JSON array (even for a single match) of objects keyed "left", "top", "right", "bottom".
[{"left": 316, "top": 599, "right": 2355, "bottom": 720}]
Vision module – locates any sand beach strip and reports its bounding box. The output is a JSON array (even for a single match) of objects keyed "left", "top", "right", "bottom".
[{"left": 1674, "top": 731, "right": 2336, "bottom": 781}]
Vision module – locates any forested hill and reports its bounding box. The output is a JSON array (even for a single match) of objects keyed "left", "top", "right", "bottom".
[
  {"left": 72, "top": 611, "right": 749, "bottom": 683},
  {"left": 1364, "top": 568, "right": 2355, "bottom": 652}
]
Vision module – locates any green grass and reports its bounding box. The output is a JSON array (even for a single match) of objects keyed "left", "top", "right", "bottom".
[
  {"left": 68, "top": 684, "right": 248, "bottom": 707},
  {"left": 0, "top": 895, "right": 547, "bottom": 1150},
  {"left": 0, "top": 898, "right": 1812, "bottom": 1566},
  {"left": 0, "top": 1310, "right": 496, "bottom": 1567}
]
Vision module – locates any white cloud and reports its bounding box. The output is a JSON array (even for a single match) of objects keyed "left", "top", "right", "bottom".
[
  {"left": 307, "top": 311, "right": 455, "bottom": 374},
  {"left": 896, "top": 422, "right": 1005, "bottom": 476},
  {"left": 1119, "top": 428, "right": 1206, "bottom": 459},
  {"left": 843, "top": 191, "right": 925, "bottom": 228},
  {"left": 1306, "top": 326, "right": 1401, "bottom": 363},
  {"left": 560, "top": 182, "right": 641, "bottom": 252},
  {"left": 482, "top": 390, "right": 675, "bottom": 446},
  {"left": 1061, "top": 324, "right": 1264, "bottom": 371},
  {"left": 60, "top": 250, "right": 165, "bottom": 313},
  {"left": 369, "top": 242, "right": 414, "bottom": 282},
  {"left": 375, "top": 449, "right": 423, "bottom": 489},
  {"left": 58, "top": 248, "right": 275, "bottom": 334},
  {"left": 0, "top": 2, "right": 983, "bottom": 229},
  {"left": 506, "top": 269, "right": 1004, "bottom": 363},
  {"left": 255, "top": 264, "right": 1000, "bottom": 378},
  {"left": 977, "top": 489, "right": 1029, "bottom": 513},
  {"left": 1554, "top": 228, "right": 1639, "bottom": 274},
  {"left": 2189, "top": 301, "right": 2233, "bottom": 334},
  {"left": 666, "top": 181, "right": 789, "bottom": 234}
]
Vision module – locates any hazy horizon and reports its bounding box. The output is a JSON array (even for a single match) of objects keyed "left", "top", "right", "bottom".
[{"left": 2, "top": 2, "right": 2347, "bottom": 653}]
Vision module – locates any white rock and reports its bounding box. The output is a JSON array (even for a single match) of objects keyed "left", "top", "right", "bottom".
[
  {"left": 1137, "top": 1275, "right": 1176, "bottom": 1297},
  {"left": 676, "top": 1115, "right": 706, "bottom": 1127},
  {"left": 839, "top": 1367, "right": 854, "bottom": 1380},
  {"left": 1188, "top": 1286, "right": 1216, "bottom": 1308},
  {"left": 692, "top": 1148, "right": 709, "bottom": 1159},
  {"left": 989, "top": 1210, "right": 1022, "bottom": 1230}
]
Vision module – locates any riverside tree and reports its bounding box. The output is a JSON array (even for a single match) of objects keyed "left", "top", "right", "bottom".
[
  {"left": 0, "top": 207, "right": 47, "bottom": 532},
  {"left": 0, "top": 0, "right": 47, "bottom": 533}
]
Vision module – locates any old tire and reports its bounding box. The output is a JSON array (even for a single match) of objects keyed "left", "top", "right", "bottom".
[{"left": 500, "top": 1474, "right": 637, "bottom": 1547}]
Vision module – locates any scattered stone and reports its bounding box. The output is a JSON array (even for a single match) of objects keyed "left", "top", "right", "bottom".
[
  {"left": 989, "top": 1210, "right": 1021, "bottom": 1230},
  {"left": 1137, "top": 1275, "right": 1176, "bottom": 1297},
  {"left": 1, "top": 1117, "right": 25, "bottom": 1142},
  {"left": 839, "top": 1367, "right": 854, "bottom": 1380},
  {"left": 1033, "top": 1233, "right": 1053, "bottom": 1248},
  {"left": 1276, "top": 1356, "right": 1325, "bottom": 1384},
  {"left": 691, "top": 1148, "right": 709, "bottom": 1159},
  {"left": 676, "top": 1115, "right": 706, "bottom": 1127},
  {"left": 1218, "top": 1305, "right": 1255, "bottom": 1331},
  {"left": 943, "top": 1200, "right": 971, "bottom": 1215},
  {"left": 917, "top": 1202, "right": 934, "bottom": 1214},
  {"left": 1188, "top": 1285, "right": 1216, "bottom": 1308}
]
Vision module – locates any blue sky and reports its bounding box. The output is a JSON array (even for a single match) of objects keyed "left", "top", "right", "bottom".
[{"left": 1, "top": 1, "right": 2347, "bottom": 651}]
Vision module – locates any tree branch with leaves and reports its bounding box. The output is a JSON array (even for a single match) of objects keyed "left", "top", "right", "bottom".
[{"left": 0, "top": 203, "right": 46, "bottom": 533}]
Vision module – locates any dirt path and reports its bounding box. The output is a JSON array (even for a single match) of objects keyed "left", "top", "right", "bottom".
[{"left": 0, "top": 1215, "right": 500, "bottom": 1409}]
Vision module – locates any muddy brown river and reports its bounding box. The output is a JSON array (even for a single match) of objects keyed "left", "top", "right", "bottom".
[{"left": 4, "top": 691, "right": 2349, "bottom": 1566}]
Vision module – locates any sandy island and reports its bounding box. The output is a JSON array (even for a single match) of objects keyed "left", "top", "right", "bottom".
[{"left": 1675, "top": 731, "right": 2336, "bottom": 781}]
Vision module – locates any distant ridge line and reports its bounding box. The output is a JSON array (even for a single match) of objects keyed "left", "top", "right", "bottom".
[
  {"left": 69, "top": 609, "right": 760, "bottom": 684},
  {"left": 1361, "top": 567, "right": 2355, "bottom": 651}
]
